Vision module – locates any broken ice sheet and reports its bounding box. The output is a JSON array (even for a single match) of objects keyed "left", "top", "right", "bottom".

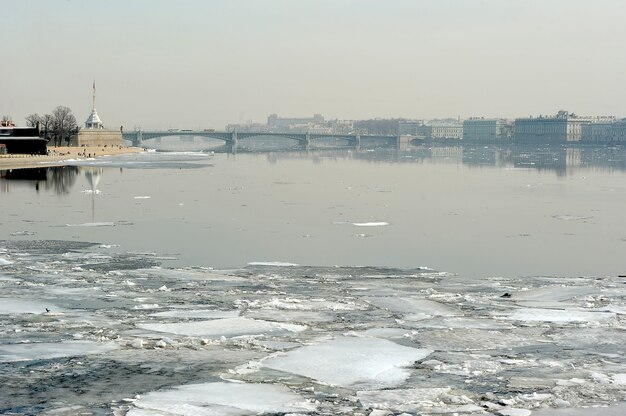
[
  {"left": 503, "top": 308, "right": 616, "bottom": 322},
  {"left": 0, "top": 298, "right": 63, "bottom": 315},
  {"left": 363, "top": 296, "right": 463, "bottom": 320},
  {"left": 0, "top": 341, "right": 119, "bottom": 363},
  {"left": 357, "top": 387, "right": 452, "bottom": 413},
  {"left": 262, "top": 336, "right": 432, "bottom": 389},
  {"left": 136, "top": 317, "right": 306, "bottom": 338},
  {"left": 126, "top": 381, "right": 316, "bottom": 415},
  {"left": 149, "top": 309, "right": 240, "bottom": 319},
  {"left": 531, "top": 402, "right": 626, "bottom": 416}
]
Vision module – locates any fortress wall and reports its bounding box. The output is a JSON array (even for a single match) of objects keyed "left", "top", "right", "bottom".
[{"left": 73, "top": 130, "right": 123, "bottom": 147}]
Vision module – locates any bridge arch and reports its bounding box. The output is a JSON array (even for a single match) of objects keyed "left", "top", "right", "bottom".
[{"left": 122, "top": 130, "right": 401, "bottom": 150}]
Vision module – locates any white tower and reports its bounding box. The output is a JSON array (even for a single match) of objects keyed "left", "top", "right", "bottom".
[{"left": 84, "top": 80, "right": 104, "bottom": 129}]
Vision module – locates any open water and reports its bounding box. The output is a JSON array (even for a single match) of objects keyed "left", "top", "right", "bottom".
[{"left": 1, "top": 141, "right": 625, "bottom": 415}]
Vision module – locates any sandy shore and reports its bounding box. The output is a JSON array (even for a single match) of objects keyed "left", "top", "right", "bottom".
[{"left": 0, "top": 146, "right": 143, "bottom": 170}]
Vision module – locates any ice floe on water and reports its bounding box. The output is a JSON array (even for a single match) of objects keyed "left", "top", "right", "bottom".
[
  {"left": 247, "top": 261, "right": 299, "bottom": 266},
  {"left": 0, "top": 341, "right": 119, "bottom": 362},
  {"left": 353, "top": 221, "right": 389, "bottom": 227},
  {"left": 364, "top": 296, "right": 463, "bottom": 320},
  {"left": 262, "top": 336, "right": 432, "bottom": 389},
  {"left": 0, "top": 298, "right": 61, "bottom": 315},
  {"left": 503, "top": 308, "right": 616, "bottom": 322},
  {"left": 0, "top": 257, "right": 12, "bottom": 265},
  {"left": 126, "top": 382, "right": 316, "bottom": 415},
  {"left": 149, "top": 309, "right": 240, "bottom": 319},
  {"left": 1, "top": 240, "right": 626, "bottom": 414},
  {"left": 552, "top": 214, "right": 593, "bottom": 221},
  {"left": 137, "top": 317, "right": 306, "bottom": 338},
  {"left": 65, "top": 221, "right": 117, "bottom": 227}
]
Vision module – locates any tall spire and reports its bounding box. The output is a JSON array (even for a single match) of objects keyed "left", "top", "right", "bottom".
[{"left": 85, "top": 80, "right": 103, "bottom": 129}]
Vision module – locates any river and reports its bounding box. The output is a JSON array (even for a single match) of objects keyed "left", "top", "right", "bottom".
[{"left": 1, "top": 142, "right": 625, "bottom": 415}]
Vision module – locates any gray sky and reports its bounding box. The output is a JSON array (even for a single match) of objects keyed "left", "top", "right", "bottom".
[{"left": 2, "top": 0, "right": 625, "bottom": 129}]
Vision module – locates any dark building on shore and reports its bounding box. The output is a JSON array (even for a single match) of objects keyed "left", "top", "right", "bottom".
[{"left": 0, "top": 124, "right": 47, "bottom": 155}]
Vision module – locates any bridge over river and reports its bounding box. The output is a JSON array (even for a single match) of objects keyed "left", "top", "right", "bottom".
[{"left": 122, "top": 130, "right": 415, "bottom": 151}]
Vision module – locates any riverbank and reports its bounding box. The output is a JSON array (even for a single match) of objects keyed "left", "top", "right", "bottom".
[{"left": 0, "top": 146, "right": 143, "bottom": 170}]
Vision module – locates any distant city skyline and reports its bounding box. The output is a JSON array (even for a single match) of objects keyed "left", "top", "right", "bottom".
[{"left": 2, "top": 0, "right": 626, "bottom": 129}]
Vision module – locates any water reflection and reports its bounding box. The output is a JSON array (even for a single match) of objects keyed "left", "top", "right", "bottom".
[
  {"left": 84, "top": 168, "right": 103, "bottom": 220},
  {"left": 264, "top": 144, "right": 626, "bottom": 176},
  {"left": 1, "top": 166, "right": 80, "bottom": 194},
  {"left": 2, "top": 145, "right": 626, "bottom": 195}
]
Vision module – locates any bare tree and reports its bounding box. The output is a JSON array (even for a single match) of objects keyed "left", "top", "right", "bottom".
[
  {"left": 39, "top": 114, "right": 54, "bottom": 141},
  {"left": 45, "top": 166, "right": 80, "bottom": 194},
  {"left": 51, "top": 106, "right": 78, "bottom": 147},
  {"left": 25, "top": 113, "right": 41, "bottom": 128},
  {"left": 1, "top": 115, "right": 14, "bottom": 126}
]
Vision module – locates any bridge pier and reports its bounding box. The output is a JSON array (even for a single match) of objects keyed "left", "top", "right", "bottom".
[
  {"left": 132, "top": 131, "right": 143, "bottom": 147},
  {"left": 229, "top": 131, "right": 238, "bottom": 153},
  {"left": 397, "top": 135, "right": 414, "bottom": 151},
  {"left": 355, "top": 134, "right": 361, "bottom": 150}
]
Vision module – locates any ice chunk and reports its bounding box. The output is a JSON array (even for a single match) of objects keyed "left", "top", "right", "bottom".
[
  {"left": 357, "top": 387, "right": 451, "bottom": 412},
  {"left": 127, "top": 382, "right": 316, "bottom": 415},
  {"left": 247, "top": 261, "right": 299, "bottom": 266},
  {"left": 256, "top": 297, "right": 361, "bottom": 311},
  {"left": 353, "top": 222, "right": 389, "bottom": 227},
  {"left": 149, "top": 309, "right": 240, "bottom": 319},
  {"left": 0, "top": 298, "right": 60, "bottom": 315},
  {"left": 0, "top": 341, "right": 119, "bottom": 362},
  {"left": 136, "top": 317, "right": 306, "bottom": 338},
  {"left": 552, "top": 214, "right": 593, "bottom": 221},
  {"left": 415, "top": 317, "right": 514, "bottom": 330},
  {"left": 364, "top": 296, "right": 462, "bottom": 318},
  {"left": 0, "top": 258, "right": 12, "bottom": 265},
  {"left": 499, "top": 409, "right": 531, "bottom": 416},
  {"left": 504, "top": 308, "right": 616, "bottom": 322},
  {"left": 133, "top": 196, "right": 151, "bottom": 199},
  {"left": 245, "top": 309, "right": 335, "bottom": 324},
  {"left": 612, "top": 373, "right": 626, "bottom": 385},
  {"left": 263, "top": 336, "right": 432, "bottom": 389},
  {"left": 66, "top": 222, "right": 116, "bottom": 227},
  {"left": 511, "top": 286, "right": 597, "bottom": 302},
  {"left": 531, "top": 403, "right": 626, "bottom": 415}
]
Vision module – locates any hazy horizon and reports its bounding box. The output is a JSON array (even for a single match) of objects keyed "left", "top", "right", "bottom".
[{"left": 3, "top": 0, "right": 625, "bottom": 130}]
